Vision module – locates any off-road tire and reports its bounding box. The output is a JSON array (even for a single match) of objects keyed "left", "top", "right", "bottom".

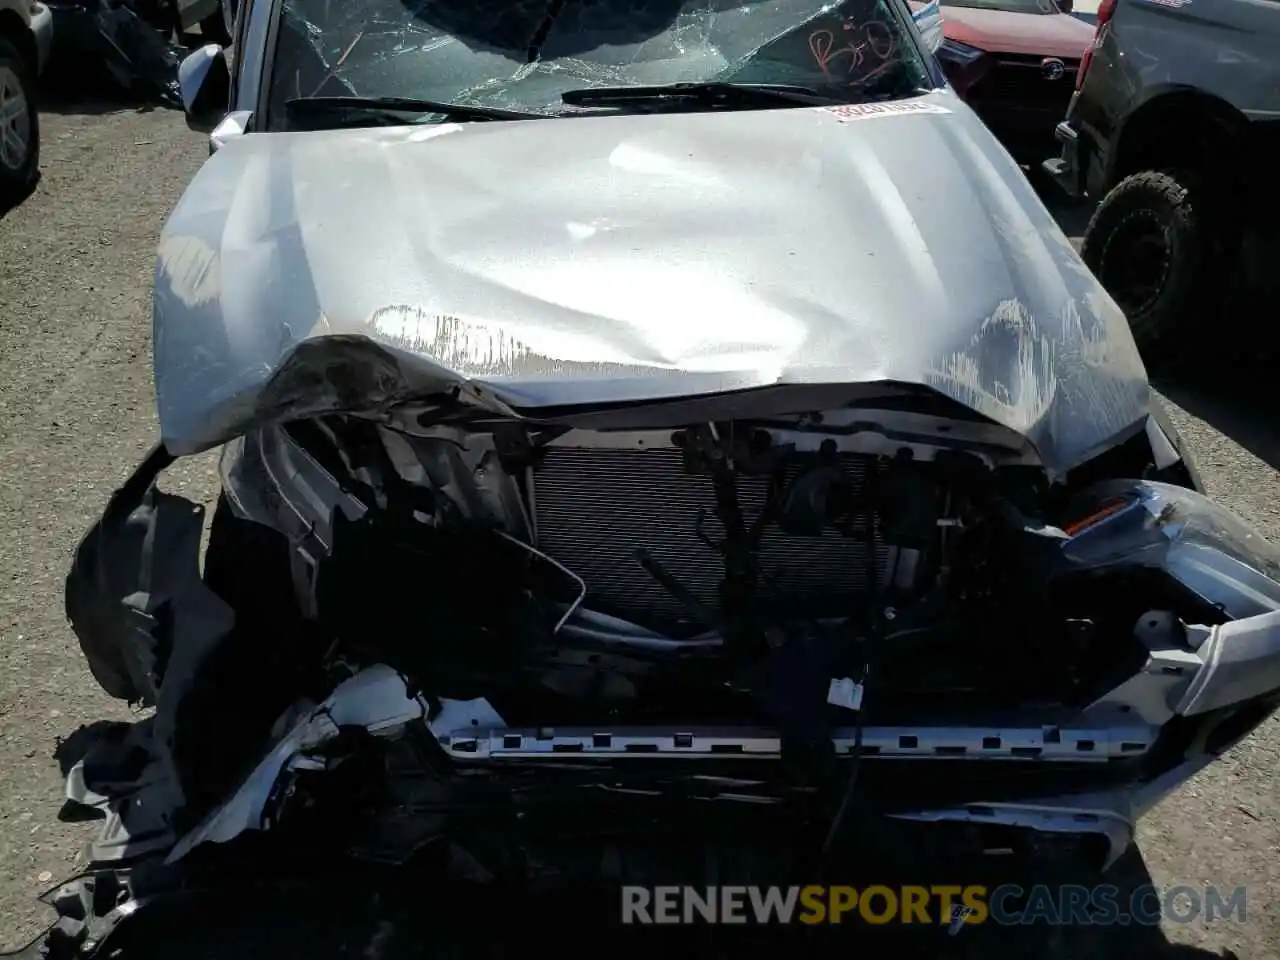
[
  {"left": 1080, "top": 170, "right": 1224, "bottom": 351},
  {"left": 0, "top": 36, "right": 39, "bottom": 209}
]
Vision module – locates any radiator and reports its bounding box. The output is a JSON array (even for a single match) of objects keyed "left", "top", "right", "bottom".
[{"left": 532, "top": 448, "right": 888, "bottom": 634}]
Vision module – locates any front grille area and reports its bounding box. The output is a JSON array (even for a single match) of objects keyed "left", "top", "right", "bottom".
[
  {"left": 969, "top": 54, "right": 1081, "bottom": 110},
  {"left": 532, "top": 448, "right": 888, "bottom": 633},
  {"left": 965, "top": 55, "right": 1080, "bottom": 159}
]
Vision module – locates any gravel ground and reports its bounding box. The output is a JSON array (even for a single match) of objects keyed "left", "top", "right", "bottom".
[{"left": 0, "top": 93, "right": 1277, "bottom": 958}]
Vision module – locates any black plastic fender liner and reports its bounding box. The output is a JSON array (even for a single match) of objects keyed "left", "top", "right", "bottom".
[
  {"left": 63, "top": 442, "right": 234, "bottom": 711},
  {"left": 65, "top": 443, "right": 175, "bottom": 702}
]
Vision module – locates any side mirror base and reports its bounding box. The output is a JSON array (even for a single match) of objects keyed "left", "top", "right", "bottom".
[
  {"left": 209, "top": 110, "right": 253, "bottom": 152},
  {"left": 179, "top": 44, "right": 232, "bottom": 133}
]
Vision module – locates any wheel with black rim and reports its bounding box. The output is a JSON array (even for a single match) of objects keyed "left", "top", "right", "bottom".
[
  {"left": 1080, "top": 170, "right": 1223, "bottom": 350},
  {"left": 0, "top": 36, "right": 38, "bottom": 209}
]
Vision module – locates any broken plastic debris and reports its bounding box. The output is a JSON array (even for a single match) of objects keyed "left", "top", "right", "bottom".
[
  {"left": 827, "top": 677, "right": 863, "bottom": 711},
  {"left": 165, "top": 665, "right": 425, "bottom": 862},
  {"left": 948, "top": 903, "right": 975, "bottom": 935}
]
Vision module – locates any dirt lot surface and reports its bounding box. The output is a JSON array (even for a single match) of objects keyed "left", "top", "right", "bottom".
[{"left": 0, "top": 94, "right": 1277, "bottom": 958}]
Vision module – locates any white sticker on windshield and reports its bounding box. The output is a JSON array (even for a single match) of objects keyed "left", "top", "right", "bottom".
[{"left": 821, "top": 99, "right": 951, "bottom": 122}]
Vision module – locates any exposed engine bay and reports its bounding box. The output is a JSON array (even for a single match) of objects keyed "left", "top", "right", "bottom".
[
  {"left": 219, "top": 400, "right": 1200, "bottom": 732},
  {"left": 47, "top": 393, "right": 1280, "bottom": 956}
]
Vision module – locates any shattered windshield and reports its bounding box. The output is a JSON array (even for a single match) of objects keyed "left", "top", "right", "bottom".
[{"left": 267, "top": 0, "right": 936, "bottom": 127}]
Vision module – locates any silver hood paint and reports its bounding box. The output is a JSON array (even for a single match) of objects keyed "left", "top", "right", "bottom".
[{"left": 154, "top": 90, "right": 1149, "bottom": 475}]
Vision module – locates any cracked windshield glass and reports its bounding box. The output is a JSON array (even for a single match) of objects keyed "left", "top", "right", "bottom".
[{"left": 268, "top": 0, "right": 936, "bottom": 126}]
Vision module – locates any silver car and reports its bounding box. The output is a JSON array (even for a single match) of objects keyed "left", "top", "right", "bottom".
[{"left": 33, "top": 0, "right": 1280, "bottom": 950}]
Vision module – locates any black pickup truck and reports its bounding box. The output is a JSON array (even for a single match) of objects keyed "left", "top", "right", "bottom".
[{"left": 1044, "top": 0, "right": 1280, "bottom": 352}]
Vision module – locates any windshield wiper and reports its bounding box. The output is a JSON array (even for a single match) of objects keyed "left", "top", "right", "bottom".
[
  {"left": 561, "top": 82, "right": 845, "bottom": 109},
  {"left": 850, "top": 74, "right": 934, "bottom": 102},
  {"left": 284, "top": 96, "right": 541, "bottom": 128}
]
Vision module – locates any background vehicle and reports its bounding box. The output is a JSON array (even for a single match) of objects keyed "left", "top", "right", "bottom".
[
  {"left": 1044, "top": 0, "right": 1280, "bottom": 350},
  {"left": 924, "top": 0, "right": 1093, "bottom": 162},
  {"left": 0, "top": 0, "right": 52, "bottom": 207}
]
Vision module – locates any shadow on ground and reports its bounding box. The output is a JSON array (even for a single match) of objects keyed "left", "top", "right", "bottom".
[
  {"left": 1040, "top": 188, "right": 1095, "bottom": 242},
  {"left": 1154, "top": 365, "right": 1280, "bottom": 472},
  {"left": 37, "top": 52, "right": 181, "bottom": 117},
  {"left": 0, "top": 174, "right": 40, "bottom": 220}
]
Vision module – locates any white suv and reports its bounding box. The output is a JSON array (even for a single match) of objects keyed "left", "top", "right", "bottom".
[{"left": 0, "top": 0, "right": 51, "bottom": 208}]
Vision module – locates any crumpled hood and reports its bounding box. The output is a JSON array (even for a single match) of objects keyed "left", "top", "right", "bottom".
[{"left": 154, "top": 90, "right": 1148, "bottom": 476}]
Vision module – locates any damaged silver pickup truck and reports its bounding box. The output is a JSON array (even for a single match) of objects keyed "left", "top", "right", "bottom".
[{"left": 19, "top": 0, "right": 1280, "bottom": 954}]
